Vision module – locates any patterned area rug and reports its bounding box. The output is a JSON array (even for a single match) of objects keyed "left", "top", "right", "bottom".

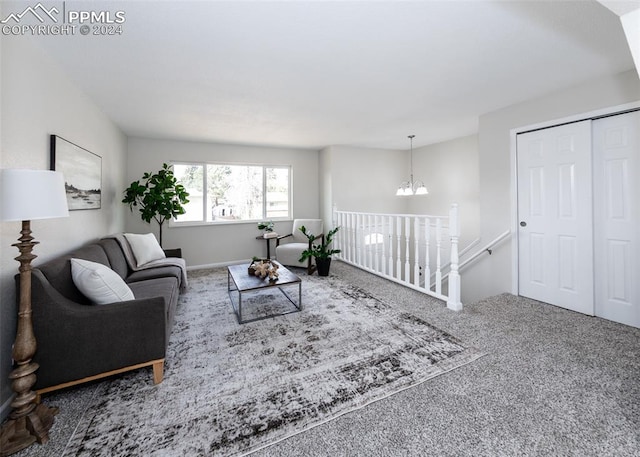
[{"left": 63, "top": 267, "right": 483, "bottom": 456}]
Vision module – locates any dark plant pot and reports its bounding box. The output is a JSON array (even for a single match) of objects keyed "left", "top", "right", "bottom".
[{"left": 316, "top": 257, "right": 332, "bottom": 277}]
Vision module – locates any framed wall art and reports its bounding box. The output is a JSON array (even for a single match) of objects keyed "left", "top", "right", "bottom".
[{"left": 50, "top": 135, "right": 102, "bottom": 210}]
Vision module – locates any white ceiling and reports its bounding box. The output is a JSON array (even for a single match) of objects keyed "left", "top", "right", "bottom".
[{"left": 25, "top": 0, "right": 636, "bottom": 150}]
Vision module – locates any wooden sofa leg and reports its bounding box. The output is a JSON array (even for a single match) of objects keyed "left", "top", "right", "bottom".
[{"left": 152, "top": 360, "right": 164, "bottom": 384}]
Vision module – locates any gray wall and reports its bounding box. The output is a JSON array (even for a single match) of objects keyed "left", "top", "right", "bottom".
[
  {"left": 321, "top": 145, "right": 406, "bottom": 219},
  {"left": 408, "top": 135, "right": 481, "bottom": 249},
  {"left": 0, "top": 37, "right": 127, "bottom": 416},
  {"left": 125, "top": 138, "right": 319, "bottom": 267}
]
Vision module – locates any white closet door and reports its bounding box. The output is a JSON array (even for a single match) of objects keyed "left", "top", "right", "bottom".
[
  {"left": 594, "top": 111, "right": 640, "bottom": 328},
  {"left": 517, "top": 120, "right": 594, "bottom": 315}
]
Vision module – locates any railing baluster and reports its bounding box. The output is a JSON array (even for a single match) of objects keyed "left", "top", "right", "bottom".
[
  {"left": 343, "top": 213, "right": 348, "bottom": 262},
  {"left": 363, "top": 214, "right": 368, "bottom": 269},
  {"left": 344, "top": 211, "right": 348, "bottom": 261},
  {"left": 362, "top": 213, "right": 367, "bottom": 268},
  {"left": 334, "top": 210, "right": 340, "bottom": 257},
  {"left": 354, "top": 214, "right": 362, "bottom": 265},
  {"left": 435, "top": 218, "right": 442, "bottom": 295},
  {"left": 387, "top": 215, "right": 393, "bottom": 277},
  {"left": 395, "top": 216, "right": 402, "bottom": 281},
  {"left": 336, "top": 208, "right": 342, "bottom": 257},
  {"left": 424, "top": 217, "right": 431, "bottom": 290},
  {"left": 367, "top": 214, "right": 372, "bottom": 269},
  {"left": 349, "top": 213, "right": 354, "bottom": 263},
  {"left": 352, "top": 212, "right": 357, "bottom": 264},
  {"left": 364, "top": 215, "right": 368, "bottom": 269},
  {"left": 404, "top": 216, "right": 410, "bottom": 283},
  {"left": 414, "top": 217, "right": 420, "bottom": 286},
  {"left": 373, "top": 214, "right": 379, "bottom": 273},
  {"left": 381, "top": 215, "right": 387, "bottom": 276},
  {"left": 447, "top": 204, "right": 462, "bottom": 311}
]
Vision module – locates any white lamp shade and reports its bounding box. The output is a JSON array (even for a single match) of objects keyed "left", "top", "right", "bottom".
[
  {"left": 1, "top": 169, "right": 69, "bottom": 221},
  {"left": 414, "top": 185, "right": 428, "bottom": 195}
]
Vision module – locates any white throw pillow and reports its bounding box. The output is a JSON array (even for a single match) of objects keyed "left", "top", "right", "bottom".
[
  {"left": 124, "top": 232, "right": 166, "bottom": 267},
  {"left": 71, "top": 258, "right": 135, "bottom": 305}
]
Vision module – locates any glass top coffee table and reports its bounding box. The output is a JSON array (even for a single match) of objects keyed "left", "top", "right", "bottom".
[{"left": 227, "top": 261, "right": 302, "bottom": 324}]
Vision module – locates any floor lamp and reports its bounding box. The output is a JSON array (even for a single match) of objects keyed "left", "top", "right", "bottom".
[{"left": 0, "top": 169, "right": 69, "bottom": 456}]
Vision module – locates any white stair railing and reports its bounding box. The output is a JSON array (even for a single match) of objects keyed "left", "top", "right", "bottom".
[
  {"left": 459, "top": 230, "right": 510, "bottom": 269},
  {"left": 430, "top": 229, "right": 511, "bottom": 288},
  {"left": 333, "top": 204, "right": 462, "bottom": 311}
]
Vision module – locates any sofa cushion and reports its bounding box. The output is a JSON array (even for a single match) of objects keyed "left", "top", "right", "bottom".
[
  {"left": 99, "top": 238, "right": 130, "bottom": 279},
  {"left": 38, "top": 244, "right": 112, "bottom": 305},
  {"left": 124, "top": 233, "right": 166, "bottom": 267},
  {"left": 71, "top": 258, "right": 135, "bottom": 305},
  {"left": 128, "top": 276, "right": 180, "bottom": 340},
  {"left": 276, "top": 242, "right": 310, "bottom": 267},
  {"left": 126, "top": 265, "right": 184, "bottom": 284}
]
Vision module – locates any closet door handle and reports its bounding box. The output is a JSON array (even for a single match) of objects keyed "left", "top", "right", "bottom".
[{"left": 520, "top": 221, "right": 527, "bottom": 227}]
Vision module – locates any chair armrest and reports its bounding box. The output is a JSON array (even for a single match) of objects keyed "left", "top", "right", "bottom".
[
  {"left": 276, "top": 233, "right": 293, "bottom": 247},
  {"left": 308, "top": 233, "right": 325, "bottom": 243},
  {"left": 163, "top": 248, "right": 182, "bottom": 258},
  {"left": 307, "top": 234, "right": 325, "bottom": 249}
]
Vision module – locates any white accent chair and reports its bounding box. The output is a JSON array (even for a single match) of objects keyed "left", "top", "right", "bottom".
[{"left": 276, "top": 219, "right": 324, "bottom": 274}]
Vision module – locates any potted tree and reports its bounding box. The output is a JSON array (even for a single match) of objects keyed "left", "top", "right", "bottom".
[
  {"left": 122, "top": 163, "right": 189, "bottom": 247},
  {"left": 298, "top": 226, "right": 341, "bottom": 276}
]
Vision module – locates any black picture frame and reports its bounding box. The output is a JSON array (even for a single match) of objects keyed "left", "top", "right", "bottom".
[{"left": 50, "top": 135, "right": 102, "bottom": 210}]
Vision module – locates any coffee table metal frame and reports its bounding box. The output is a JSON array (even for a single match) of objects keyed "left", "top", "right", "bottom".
[{"left": 227, "top": 261, "right": 302, "bottom": 324}]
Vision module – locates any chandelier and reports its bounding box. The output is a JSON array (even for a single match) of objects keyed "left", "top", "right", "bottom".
[{"left": 396, "top": 135, "right": 428, "bottom": 196}]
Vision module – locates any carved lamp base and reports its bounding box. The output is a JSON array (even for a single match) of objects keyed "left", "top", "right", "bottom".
[{"left": 0, "top": 403, "right": 58, "bottom": 456}]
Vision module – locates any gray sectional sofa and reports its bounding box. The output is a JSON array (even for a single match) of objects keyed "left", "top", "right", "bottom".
[{"left": 26, "top": 237, "right": 185, "bottom": 394}]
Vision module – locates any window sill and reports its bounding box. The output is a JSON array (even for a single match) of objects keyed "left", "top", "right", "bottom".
[{"left": 169, "top": 219, "right": 292, "bottom": 229}]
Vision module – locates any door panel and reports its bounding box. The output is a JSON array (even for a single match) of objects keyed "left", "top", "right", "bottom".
[
  {"left": 594, "top": 111, "right": 640, "bottom": 328},
  {"left": 529, "top": 233, "right": 545, "bottom": 284},
  {"left": 558, "top": 163, "right": 576, "bottom": 218},
  {"left": 517, "top": 120, "right": 594, "bottom": 315},
  {"left": 558, "top": 235, "right": 576, "bottom": 291},
  {"left": 529, "top": 167, "right": 545, "bottom": 216}
]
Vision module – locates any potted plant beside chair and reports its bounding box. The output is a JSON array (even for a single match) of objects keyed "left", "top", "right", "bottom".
[{"left": 299, "top": 226, "right": 341, "bottom": 276}]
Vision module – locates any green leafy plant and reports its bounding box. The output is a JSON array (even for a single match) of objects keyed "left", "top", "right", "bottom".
[
  {"left": 257, "top": 220, "right": 274, "bottom": 232},
  {"left": 298, "top": 226, "right": 341, "bottom": 262},
  {"left": 122, "top": 163, "right": 189, "bottom": 247}
]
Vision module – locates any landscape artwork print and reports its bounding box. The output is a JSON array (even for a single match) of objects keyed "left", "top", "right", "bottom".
[{"left": 50, "top": 135, "right": 102, "bottom": 210}]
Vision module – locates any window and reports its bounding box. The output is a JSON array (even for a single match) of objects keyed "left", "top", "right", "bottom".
[{"left": 171, "top": 163, "right": 291, "bottom": 224}]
